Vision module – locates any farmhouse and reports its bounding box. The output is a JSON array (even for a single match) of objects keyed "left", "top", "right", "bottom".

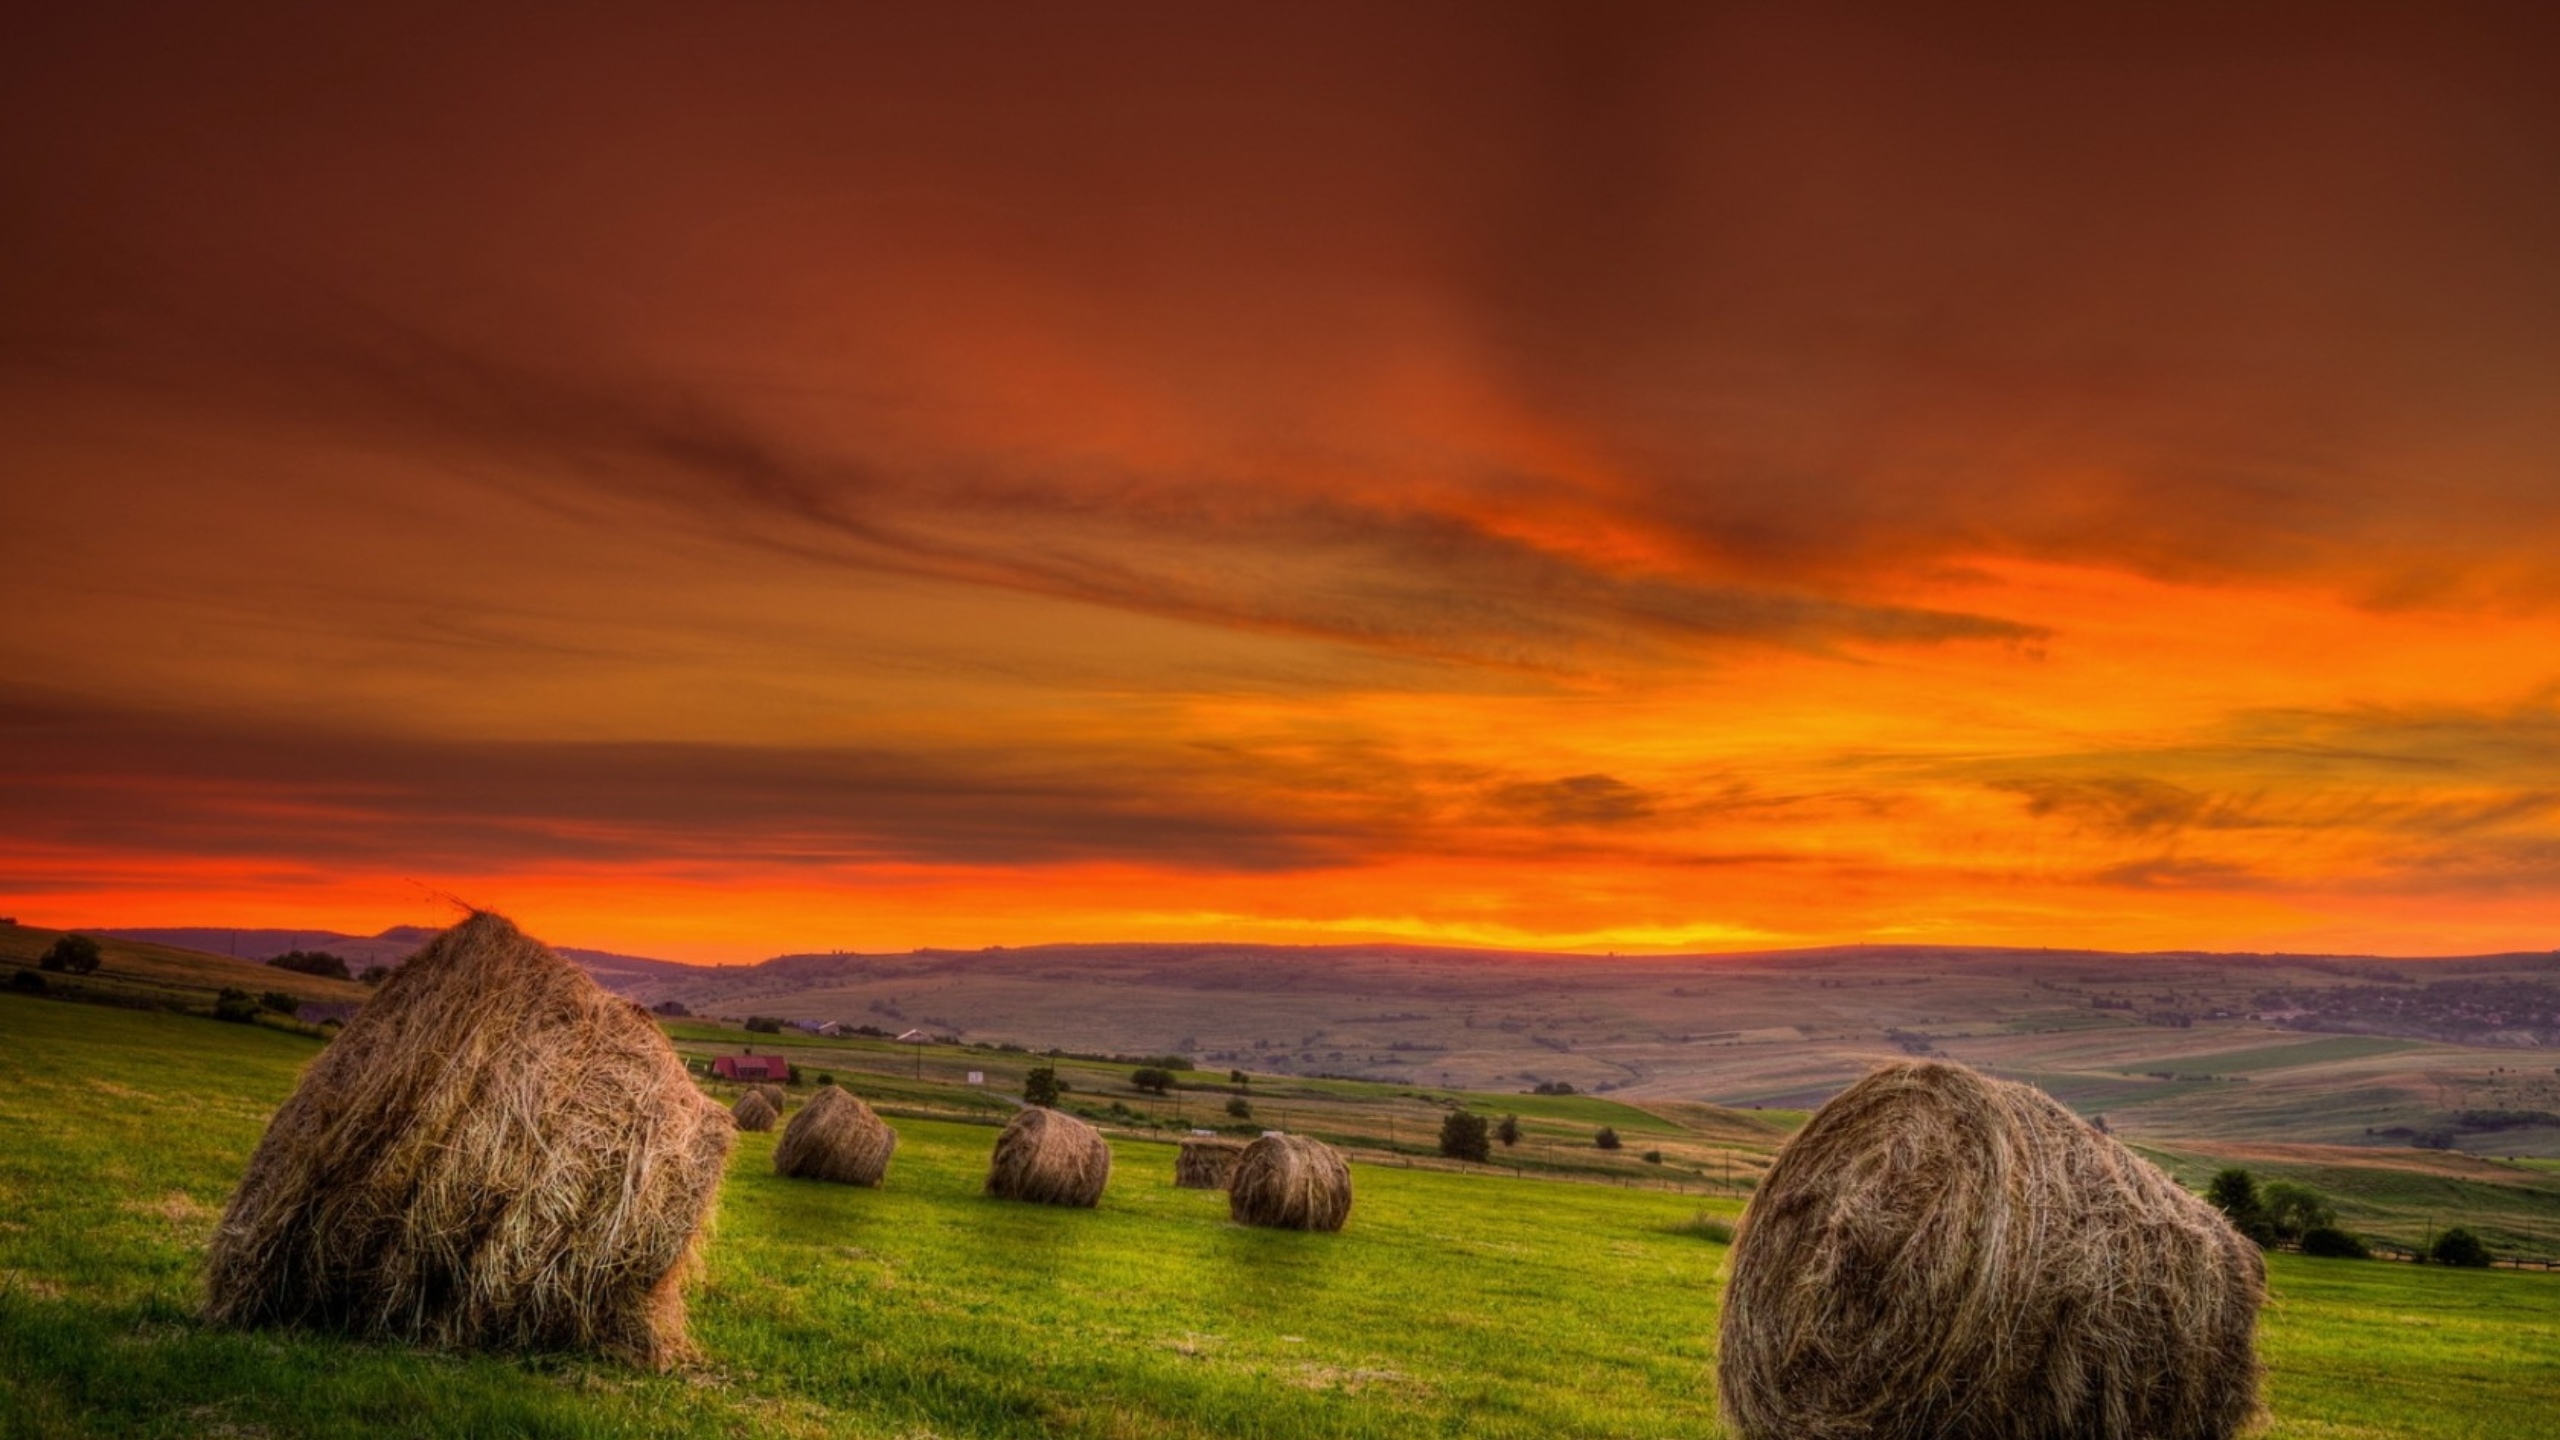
[{"left": 712, "top": 1054, "right": 789, "bottom": 1081}]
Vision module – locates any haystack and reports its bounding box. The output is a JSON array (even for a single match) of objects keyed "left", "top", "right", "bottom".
[
  {"left": 749, "top": 1082, "right": 785, "bottom": 1109},
  {"left": 772, "top": 1084, "right": 897, "bottom": 1186},
  {"left": 1228, "top": 1133, "right": 1351, "bottom": 1231},
  {"left": 732, "top": 1088, "right": 779, "bottom": 1132},
  {"left": 202, "top": 911, "right": 732, "bottom": 1368},
  {"left": 1717, "top": 1060, "right": 2263, "bottom": 1440},
  {"left": 1174, "top": 1137, "right": 1244, "bottom": 1190},
  {"left": 985, "top": 1106, "right": 1111, "bottom": 1206}
]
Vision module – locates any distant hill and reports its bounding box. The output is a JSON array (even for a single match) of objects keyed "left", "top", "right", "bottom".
[{"left": 94, "top": 926, "right": 701, "bottom": 991}]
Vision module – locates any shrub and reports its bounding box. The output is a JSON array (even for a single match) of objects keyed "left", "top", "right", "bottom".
[
  {"left": 1023, "top": 1066, "right": 1061, "bottom": 1107},
  {"left": 1130, "top": 1066, "right": 1174, "bottom": 1095},
  {"left": 2429, "top": 1227, "right": 2492, "bottom": 1268},
  {"left": 1669, "top": 1212, "right": 1735, "bottom": 1244},
  {"left": 213, "top": 988, "right": 262, "bottom": 1024},
  {"left": 38, "top": 935, "right": 102, "bottom": 975},
  {"left": 259, "top": 990, "right": 300, "bottom": 1016},
  {"left": 743, "top": 1016, "right": 784, "bottom": 1034},
  {"left": 816, "top": 1072, "right": 835, "bottom": 1087},
  {"left": 1226, "top": 1095, "right": 1252, "bottom": 1119},
  {"left": 1595, "top": 1126, "right": 1622, "bottom": 1151},
  {"left": 2299, "top": 1225, "right": 2370, "bottom": 1259},
  {"left": 786, "top": 1063, "right": 803, "bottom": 1087},
  {"left": 1496, "top": 1113, "right": 1521, "bottom": 1148},
  {"left": 357, "top": 965, "right": 391, "bottom": 986},
  {"left": 8, "top": 969, "right": 46, "bottom": 995},
  {"left": 266, "top": 950, "right": 351, "bottom": 980},
  {"left": 1530, "top": 1080, "right": 1576, "bottom": 1095},
  {"left": 652, "top": 999, "right": 690, "bottom": 1016},
  {"left": 1642, "top": 1149, "right": 1665, "bottom": 1164},
  {"left": 1228, "top": 1069, "right": 1249, "bottom": 1086},
  {"left": 1439, "top": 1110, "right": 1492, "bottom": 1162}
]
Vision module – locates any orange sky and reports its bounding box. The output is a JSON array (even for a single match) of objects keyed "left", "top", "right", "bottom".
[{"left": 5, "top": 3, "right": 2560, "bottom": 964}]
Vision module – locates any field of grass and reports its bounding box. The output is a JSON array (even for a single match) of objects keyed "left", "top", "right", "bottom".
[{"left": 7, "top": 992, "right": 2560, "bottom": 1438}]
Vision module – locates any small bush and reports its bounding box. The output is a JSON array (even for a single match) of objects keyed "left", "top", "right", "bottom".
[
  {"left": 652, "top": 999, "right": 690, "bottom": 1016},
  {"left": 8, "top": 969, "right": 47, "bottom": 995},
  {"left": 2429, "top": 1227, "right": 2492, "bottom": 1268},
  {"left": 212, "top": 988, "right": 261, "bottom": 1024},
  {"left": 2299, "top": 1225, "right": 2370, "bottom": 1259},
  {"left": 1226, "top": 1095, "right": 1252, "bottom": 1119},
  {"left": 1594, "top": 1126, "right": 1622, "bottom": 1151},
  {"left": 1023, "top": 1066, "right": 1061, "bottom": 1107},
  {"left": 1668, "top": 1212, "right": 1734, "bottom": 1243},
  {"left": 1130, "top": 1066, "right": 1174, "bottom": 1095},
  {"left": 816, "top": 1072, "right": 835, "bottom": 1087},
  {"left": 1228, "top": 1069, "right": 1249, "bottom": 1086},
  {"left": 1530, "top": 1080, "right": 1576, "bottom": 1095},
  {"left": 38, "top": 935, "right": 102, "bottom": 975},
  {"left": 1496, "top": 1113, "right": 1521, "bottom": 1147},
  {"left": 786, "top": 1063, "right": 803, "bottom": 1087},
  {"left": 259, "top": 990, "right": 300, "bottom": 1016},
  {"left": 743, "top": 1015, "right": 784, "bottom": 1034},
  {"left": 1440, "top": 1110, "right": 1492, "bottom": 1162},
  {"left": 357, "top": 965, "right": 391, "bottom": 985},
  {"left": 1642, "top": 1149, "right": 1665, "bottom": 1164}
]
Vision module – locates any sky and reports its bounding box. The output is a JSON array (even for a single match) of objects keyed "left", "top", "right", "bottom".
[{"left": 5, "top": 2, "right": 2560, "bottom": 964}]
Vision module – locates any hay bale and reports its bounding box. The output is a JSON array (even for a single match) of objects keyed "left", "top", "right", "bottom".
[
  {"left": 1718, "top": 1060, "right": 2263, "bottom": 1440},
  {"left": 749, "top": 1082, "right": 785, "bottom": 1109},
  {"left": 1174, "top": 1137, "right": 1245, "bottom": 1190},
  {"left": 772, "top": 1084, "right": 897, "bottom": 1186},
  {"left": 732, "top": 1089, "right": 779, "bottom": 1132},
  {"left": 1227, "top": 1133, "right": 1352, "bottom": 1232},
  {"left": 202, "top": 911, "right": 732, "bottom": 1368},
  {"left": 984, "top": 1106, "right": 1111, "bottom": 1206}
]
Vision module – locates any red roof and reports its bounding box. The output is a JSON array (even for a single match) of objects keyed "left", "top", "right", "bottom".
[{"left": 713, "top": 1055, "right": 788, "bottom": 1080}]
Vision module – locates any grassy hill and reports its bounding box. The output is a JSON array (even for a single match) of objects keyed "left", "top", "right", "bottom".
[
  {"left": 6, "top": 993, "right": 2560, "bottom": 1438},
  {"left": 0, "top": 922, "right": 369, "bottom": 1013}
]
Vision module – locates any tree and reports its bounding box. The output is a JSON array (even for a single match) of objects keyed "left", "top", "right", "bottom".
[
  {"left": 2429, "top": 1227, "right": 2492, "bottom": 1268},
  {"left": 1440, "top": 1110, "right": 1491, "bottom": 1162},
  {"left": 1131, "top": 1066, "right": 1174, "bottom": 1095},
  {"left": 259, "top": 990, "right": 300, "bottom": 1016},
  {"left": 212, "top": 987, "right": 261, "bottom": 1024},
  {"left": 1496, "top": 1114, "right": 1522, "bottom": 1148},
  {"left": 1229, "top": 1069, "right": 1249, "bottom": 1087},
  {"left": 653, "top": 999, "right": 691, "bottom": 1016},
  {"left": 357, "top": 965, "right": 391, "bottom": 985},
  {"left": 1642, "top": 1149, "right": 1665, "bottom": 1164},
  {"left": 2206, "top": 1168, "right": 2275, "bottom": 1245},
  {"left": 1595, "top": 1126, "right": 1622, "bottom": 1151},
  {"left": 2258, "top": 1181, "right": 2335, "bottom": 1243},
  {"left": 787, "top": 1063, "right": 804, "bottom": 1086},
  {"left": 266, "top": 949, "right": 351, "bottom": 980},
  {"left": 37, "top": 935, "right": 101, "bottom": 975},
  {"left": 9, "top": 969, "right": 46, "bottom": 995},
  {"left": 1226, "top": 1095, "right": 1252, "bottom": 1119},
  {"left": 744, "top": 1015, "right": 784, "bottom": 1034},
  {"left": 1023, "top": 1065, "right": 1061, "bottom": 1107}
]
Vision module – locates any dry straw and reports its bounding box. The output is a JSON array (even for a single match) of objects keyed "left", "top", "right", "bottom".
[
  {"left": 749, "top": 1082, "right": 785, "bottom": 1109},
  {"left": 731, "top": 1089, "right": 779, "bottom": 1132},
  {"left": 1174, "top": 1137, "right": 1244, "bottom": 1190},
  {"left": 772, "top": 1084, "right": 897, "bottom": 1186},
  {"left": 1227, "top": 1133, "right": 1352, "bottom": 1232},
  {"left": 203, "top": 911, "right": 732, "bottom": 1368},
  {"left": 985, "top": 1106, "right": 1111, "bottom": 1206},
  {"left": 1718, "top": 1060, "right": 2263, "bottom": 1440}
]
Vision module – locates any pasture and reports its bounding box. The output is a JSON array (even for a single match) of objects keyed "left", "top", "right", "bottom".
[{"left": 4, "top": 993, "right": 2558, "bottom": 1438}]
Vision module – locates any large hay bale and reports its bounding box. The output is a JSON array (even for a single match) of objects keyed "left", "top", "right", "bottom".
[
  {"left": 1174, "top": 1137, "right": 1244, "bottom": 1190},
  {"left": 772, "top": 1084, "right": 897, "bottom": 1186},
  {"left": 1718, "top": 1060, "right": 2263, "bottom": 1440},
  {"left": 732, "top": 1089, "right": 779, "bottom": 1132},
  {"left": 749, "top": 1082, "right": 785, "bottom": 1109},
  {"left": 1228, "top": 1133, "right": 1352, "bottom": 1232},
  {"left": 985, "top": 1106, "right": 1111, "bottom": 1206},
  {"left": 203, "top": 911, "right": 732, "bottom": 1368}
]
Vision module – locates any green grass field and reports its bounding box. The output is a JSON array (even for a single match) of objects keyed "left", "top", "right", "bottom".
[{"left": 5, "top": 993, "right": 2558, "bottom": 1438}]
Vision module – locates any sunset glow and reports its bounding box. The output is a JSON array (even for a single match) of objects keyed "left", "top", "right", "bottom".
[{"left": 6, "top": 5, "right": 2558, "bottom": 962}]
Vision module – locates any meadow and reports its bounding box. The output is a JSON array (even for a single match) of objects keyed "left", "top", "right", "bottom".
[{"left": 5, "top": 994, "right": 2559, "bottom": 1438}]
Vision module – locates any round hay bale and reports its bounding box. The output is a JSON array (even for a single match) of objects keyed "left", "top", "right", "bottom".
[
  {"left": 731, "top": 1089, "right": 779, "bottom": 1132},
  {"left": 1174, "top": 1137, "right": 1245, "bottom": 1190},
  {"left": 1227, "top": 1133, "right": 1351, "bottom": 1232},
  {"left": 985, "top": 1106, "right": 1111, "bottom": 1206},
  {"left": 749, "top": 1082, "right": 785, "bottom": 1109},
  {"left": 1718, "top": 1060, "right": 2263, "bottom": 1440},
  {"left": 203, "top": 911, "right": 732, "bottom": 1369},
  {"left": 772, "top": 1084, "right": 897, "bottom": 1186}
]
